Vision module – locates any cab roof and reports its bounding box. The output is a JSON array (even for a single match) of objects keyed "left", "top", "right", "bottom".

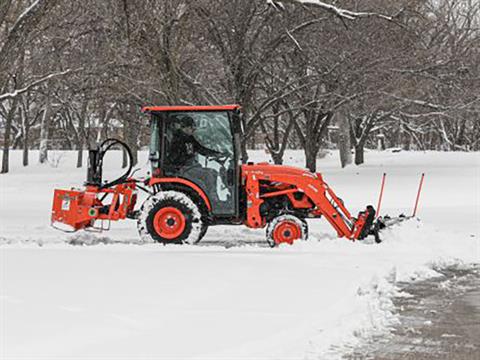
[{"left": 142, "top": 104, "right": 241, "bottom": 113}]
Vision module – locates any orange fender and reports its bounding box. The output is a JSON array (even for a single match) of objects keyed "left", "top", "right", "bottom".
[{"left": 148, "top": 177, "right": 212, "bottom": 211}]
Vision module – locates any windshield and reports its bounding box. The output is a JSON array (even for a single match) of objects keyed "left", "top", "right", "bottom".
[{"left": 192, "top": 112, "right": 234, "bottom": 156}]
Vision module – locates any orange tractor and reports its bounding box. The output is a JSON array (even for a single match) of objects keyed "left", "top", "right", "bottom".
[{"left": 52, "top": 105, "right": 395, "bottom": 246}]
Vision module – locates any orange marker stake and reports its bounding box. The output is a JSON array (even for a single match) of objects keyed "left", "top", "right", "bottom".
[
  {"left": 376, "top": 173, "right": 387, "bottom": 218},
  {"left": 412, "top": 173, "right": 425, "bottom": 217}
]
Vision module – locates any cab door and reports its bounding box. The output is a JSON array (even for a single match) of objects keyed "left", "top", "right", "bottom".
[{"left": 162, "top": 111, "right": 238, "bottom": 216}]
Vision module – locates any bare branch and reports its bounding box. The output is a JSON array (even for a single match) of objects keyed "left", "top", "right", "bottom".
[
  {"left": 274, "top": 0, "right": 399, "bottom": 21},
  {"left": 0, "top": 0, "right": 12, "bottom": 27},
  {"left": 384, "top": 92, "right": 480, "bottom": 112},
  {"left": 0, "top": 0, "right": 58, "bottom": 73},
  {"left": 0, "top": 69, "right": 74, "bottom": 102},
  {"left": 286, "top": 30, "right": 303, "bottom": 51}
]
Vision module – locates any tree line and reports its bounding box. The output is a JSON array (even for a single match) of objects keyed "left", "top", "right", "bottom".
[{"left": 1, "top": 0, "right": 479, "bottom": 174}]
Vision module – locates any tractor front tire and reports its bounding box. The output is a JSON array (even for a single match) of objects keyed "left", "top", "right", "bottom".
[
  {"left": 266, "top": 215, "right": 308, "bottom": 247},
  {"left": 137, "top": 190, "right": 207, "bottom": 244}
]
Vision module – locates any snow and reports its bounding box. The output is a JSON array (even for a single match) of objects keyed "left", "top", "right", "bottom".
[{"left": 1, "top": 149, "right": 479, "bottom": 359}]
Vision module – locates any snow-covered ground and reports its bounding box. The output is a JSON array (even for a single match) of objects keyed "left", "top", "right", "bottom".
[{"left": 1, "top": 149, "right": 479, "bottom": 359}]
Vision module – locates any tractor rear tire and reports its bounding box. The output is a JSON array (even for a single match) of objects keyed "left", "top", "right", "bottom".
[
  {"left": 266, "top": 215, "right": 308, "bottom": 247},
  {"left": 137, "top": 190, "right": 207, "bottom": 244}
]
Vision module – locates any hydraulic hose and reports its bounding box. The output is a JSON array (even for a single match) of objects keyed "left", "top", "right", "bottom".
[{"left": 97, "top": 138, "right": 134, "bottom": 189}]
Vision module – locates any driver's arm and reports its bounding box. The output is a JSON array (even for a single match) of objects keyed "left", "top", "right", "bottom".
[{"left": 192, "top": 137, "right": 222, "bottom": 157}]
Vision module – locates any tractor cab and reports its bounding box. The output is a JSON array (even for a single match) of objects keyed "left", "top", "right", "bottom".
[{"left": 143, "top": 105, "right": 243, "bottom": 217}]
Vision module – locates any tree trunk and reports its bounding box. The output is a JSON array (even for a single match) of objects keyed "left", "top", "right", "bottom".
[
  {"left": 354, "top": 144, "right": 365, "bottom": 165},
  {"left": 455, "top": 118, "right": 467, "bottom": 150},
  {"left": 1, "top": 46, "right": 24, "bottom": 173},
  {"left": 271, "top": 152, "right": 283, "bottom": 165},
  {"left": 22, "top": 106, "right": 29, "bottom": 166},
  {"left": 38, "top": 88, "right": 52, "bottom": 164},
  {"left": 122, "top": 104, "right": 138, "bottom": 168},
  {"left": 76, "top": 145, "right": 83, "bottom": 168},
  {"left": 96, "top": 105, "right": 106, "bottom": 143},
  {"left": 76, "top": 102, "right": 87, "bottom": 168},
  {"left": 250, "top": 134, "right": 255, "bottom": 149},
  {"left": 303, "top": 119, "right": 319, "bottom": 172},
  {"left": 337, "top": 111, "right": 352, "bottom": 168},
  {"left": 301, "top": 110, "right": 331, "bottom": 172},
  {"left": 305, "top": 144, "right": 317, "bottom": 172},
  {"left": 23, "top": 124, "right": 29, "bottom": 166},
  {"left": 1, "top": 100, "right": 18, "bottom": 173},
  {"left": 262, "top": 109, "right": 295, "bottom": 166},
  {"left": 404, "top": 133, "right": 411, "bottom": 150}
]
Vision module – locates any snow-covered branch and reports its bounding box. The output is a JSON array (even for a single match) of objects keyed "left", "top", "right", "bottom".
[
  {"left": 384, "top": 93, "right": 480, "bottom": 112},
  {"left": 398, "top": 111, "right": 453, "bottom": 119},
  {"left": 0, "top": 0, "right": 58, "bottom": 73},
  {"left": 269, "top": 0, "right": 399, "bottom": 21},
  {"left": 0, "top": 69, "right": 73, "bottom": 102},
  {"left": 11, "top": 0, "right": 41, "bottom": 30},
  {"left": 383, "top": 93, "right": 450, "bottom": 111}
]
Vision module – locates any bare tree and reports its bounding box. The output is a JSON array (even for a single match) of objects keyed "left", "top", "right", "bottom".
[
  {"left": 1, "top": 0, "right": 478, "bottom": 175},
  {"left": 260, "top": 101, "right": 298, "bottom": 164},
  {"left": 1, "top": 96, "right": 19, "bottom": 173},
  {"left": 0, "top": 0, "right": 60, "bottom": 90}
]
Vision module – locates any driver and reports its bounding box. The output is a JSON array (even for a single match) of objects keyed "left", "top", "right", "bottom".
[
  {"left": 168, "top": 116, "right": 226, "bottom": 204},
  {"left": 169, "top": 116, "right": 223, "bottom": 167}
]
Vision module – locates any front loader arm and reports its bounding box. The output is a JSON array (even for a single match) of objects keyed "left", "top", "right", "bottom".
[
  {"left": 243, "top": 166, "right": 374, "bottom": 240},
  {"left": 312, "top": 177, "right": 376, "bottom": 240}
]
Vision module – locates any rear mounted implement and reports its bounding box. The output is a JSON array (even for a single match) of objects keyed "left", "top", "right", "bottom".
[
  {"left": 51, "top": 184, "right": 137, "bottom": 232},
  {"left": 51, "top": 139, "right": 139, "bottom": 232}
]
